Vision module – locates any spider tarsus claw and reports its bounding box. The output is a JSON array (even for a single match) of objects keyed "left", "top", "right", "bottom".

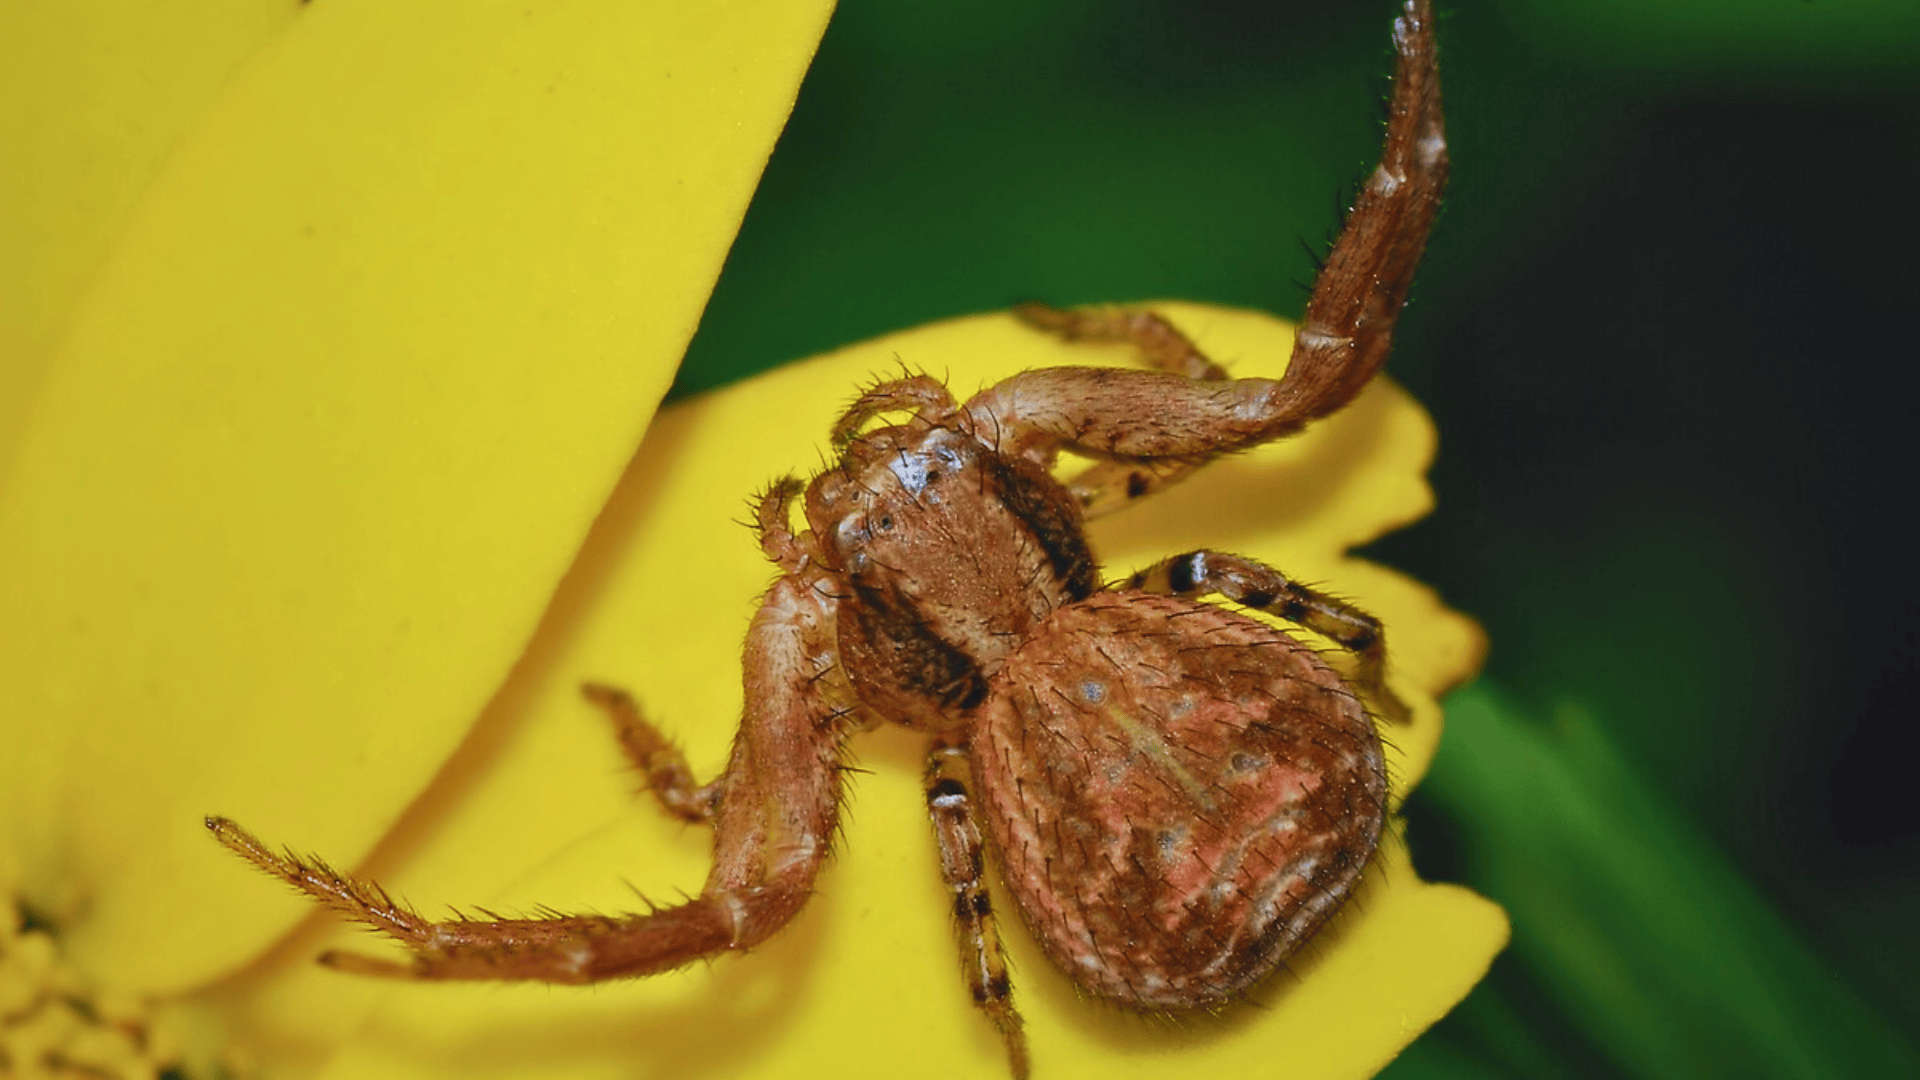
[{"left": 205, "top": 815, "right": 264, "bottom": 859}]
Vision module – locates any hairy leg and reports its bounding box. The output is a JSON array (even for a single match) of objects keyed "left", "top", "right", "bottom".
[
  {"left": 926, "top": 739, "right": 1030, "bottom": 1080},
  {"left": 1012, "top": 303, "right": 1226, "bottom": 381},
  {"left": 830, "top": 374, "right": 957, "bottom": 450},
  {"left": 210, "top": 563, "right": 854, "bottom": 982},
  {"left": 965, "top": 0, "right": 1444, "bottom": 469},
  {"left": 581, "top": 683, "right": 719, "bottom": 823},
  {"left": 1014, "top": 303, "right": 1222, "bottom": 518},
  {"left": 1126, "top": 549, "right": 1409, "bottom": 724}
]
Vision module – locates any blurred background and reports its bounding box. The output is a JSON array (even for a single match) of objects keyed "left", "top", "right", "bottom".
[{"left": 668, "top": 0, "right": 1919, "bottom": 1075}]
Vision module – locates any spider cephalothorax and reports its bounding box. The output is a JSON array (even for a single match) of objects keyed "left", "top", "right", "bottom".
[{"left": 210, "top": 2, "right": 1447, "bottom": 1076}]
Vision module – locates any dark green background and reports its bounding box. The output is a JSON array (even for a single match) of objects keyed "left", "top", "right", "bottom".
[{"left": 671, "top": 1, "right": 1920, "bottom": 1074}]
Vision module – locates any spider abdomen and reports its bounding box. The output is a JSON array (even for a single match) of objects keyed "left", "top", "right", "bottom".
[{"left": 971, "top": 591, "right": 1387, "bottom": 1006}]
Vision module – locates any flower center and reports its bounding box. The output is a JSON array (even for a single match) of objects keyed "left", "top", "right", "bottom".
[{"left": 2, "top": 896, "right": 183, "bottom": 1079}]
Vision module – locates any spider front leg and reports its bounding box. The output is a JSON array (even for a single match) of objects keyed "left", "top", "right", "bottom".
[
  {"left": 1284, "top": 0, "right": 1445, "bottom": 420},
  {"left": 211, "top": 487, "right": 857, "bottom": 983},
  {"left": 207, "top": 814, "right": 745, "bottom": 980},
  {"left": 926, "top": 739, "right": 1030, "bottom": 1080},
  {"left": 576, "top": 481, "right": 817, "bottom": 824},
  {"left": 203, "top": 674, "right": 736, "bottom": 980},
  {"left": 1125, "top": 549, "right": 1410, "bottom": 724},
  {"left": 969, "top": 0, "right": 1443, "bottom": 484}
]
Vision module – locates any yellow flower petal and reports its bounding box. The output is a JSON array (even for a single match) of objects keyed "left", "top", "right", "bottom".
[
  {"left": 1, "top": 0, "right": 304, "bottom": 465},
  {"left": 0, "top": 0, "right": 833, "bottom": 1013},
  {"left": 227, "top": 305, "right": 1504, "bottom": 1079}
]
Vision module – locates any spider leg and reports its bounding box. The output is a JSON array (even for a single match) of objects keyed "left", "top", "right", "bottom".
[
  {"left": 926, "top": 739, "right": 1031, "bottom": 1080},
  {"left": 754, "top": 474, "right": 809, "bottom": 569},
  {"left": 1012, "top": 302, "right": 1226, "bottom": 380},
  {"left": 210, "top": 573, "right": 855, "bottom": 982},
  {"left": 1125, "top": 549, "right": 1410, "bottom": 724},
  {"left": 571, "top": 478, "right": 812, "bottom": 825},
  {"left": 1062, "top": 454, "right": 1212, "bottom": 520},
  {"left": 830, "top": 374, "right": 958, "bottom": 450},
  {"left": 963, "top": 0, "right": 1443, "bottom": 473},
  {"left": 1287, "top": 0, "right": 1446, "bottom": 424},
  {"left": 207, "top": 816, "right": 742, "bottom": 980},
  {"left": 1013, "top": 303, "right": 1225, "bottom": 519},
  {"left": 580, "top": 683, "right": 719, "bottom": 823}
]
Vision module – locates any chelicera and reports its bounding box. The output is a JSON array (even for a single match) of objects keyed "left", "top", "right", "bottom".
[{"left": 208, "top": 2, "right": 1446, "bottom": 1075}]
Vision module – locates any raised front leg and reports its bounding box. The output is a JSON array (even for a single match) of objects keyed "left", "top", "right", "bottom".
[
  {"left": 926, "top": 739, "right": 1030, "bottom": 1080},
  {"left": 1125, "top": 548, "right": 1410, "bottom": 724},
  {"left": 968, "top": 0, "right": 1445, "bottom": 475}
]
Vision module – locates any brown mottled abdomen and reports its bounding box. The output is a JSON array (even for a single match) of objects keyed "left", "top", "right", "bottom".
[{"left": 972, "top": 591, "right": 1386, "bottom": 1006}]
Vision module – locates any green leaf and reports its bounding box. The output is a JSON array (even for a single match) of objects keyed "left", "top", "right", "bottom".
[{"left": 1400, "top": 684, "right": 1919, "bottom": 1079}]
